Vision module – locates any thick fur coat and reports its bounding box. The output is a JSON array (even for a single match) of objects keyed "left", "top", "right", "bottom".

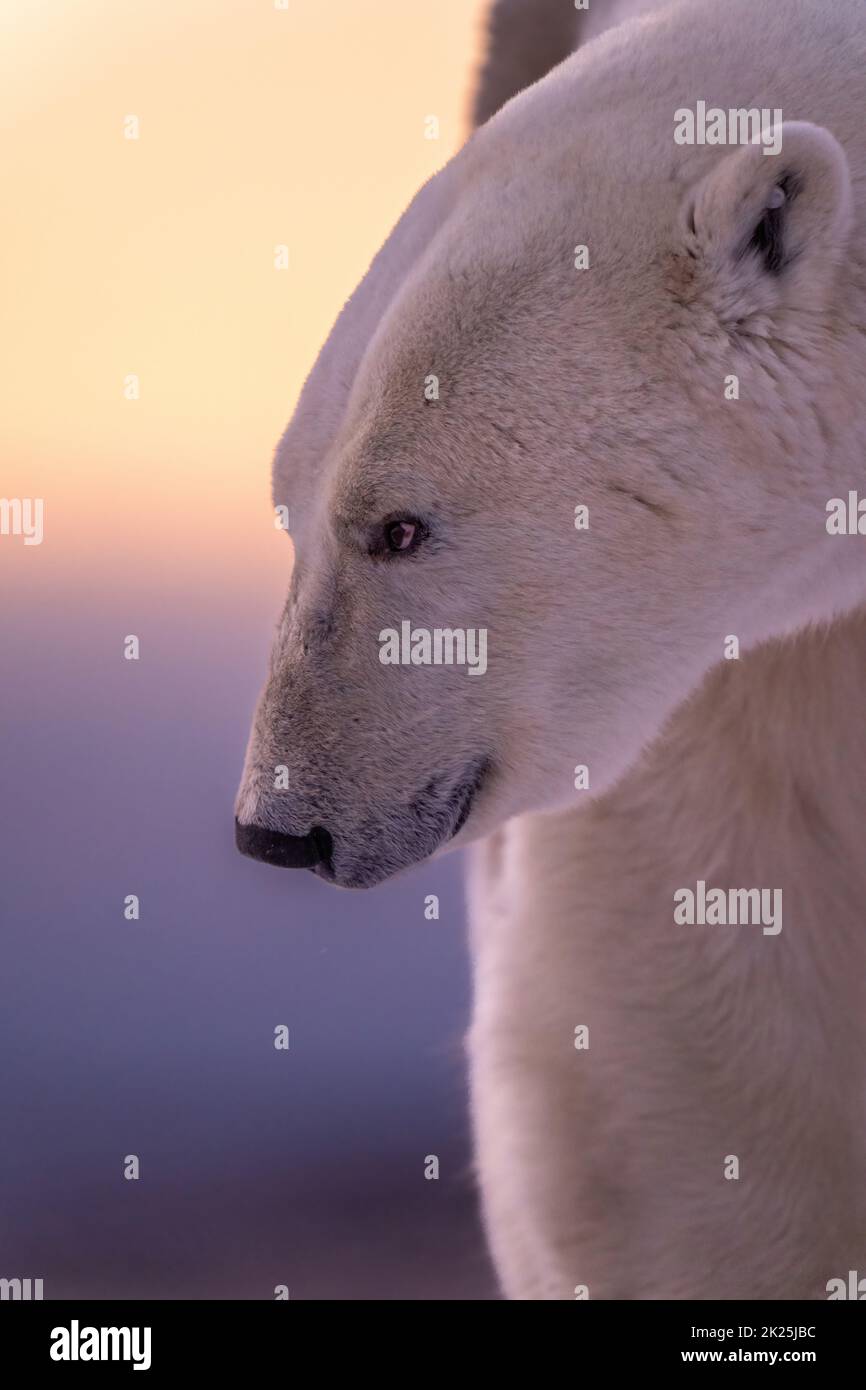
[{"left": 238, "top": 0, "right": 866, "bottom": 1298}]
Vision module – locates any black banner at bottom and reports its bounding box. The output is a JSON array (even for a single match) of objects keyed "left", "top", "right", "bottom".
[{"left": 1, "top": 1298, "right": 861, "bottom": 1375}]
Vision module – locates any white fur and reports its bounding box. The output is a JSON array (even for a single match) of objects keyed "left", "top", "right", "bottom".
[{"left": 239, "top": 0, "right": 866, "bottom": 1297}]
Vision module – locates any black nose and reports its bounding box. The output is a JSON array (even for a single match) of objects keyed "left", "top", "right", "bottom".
[{"left": 235, "top": 819, "right": 333, "bottom": 871}]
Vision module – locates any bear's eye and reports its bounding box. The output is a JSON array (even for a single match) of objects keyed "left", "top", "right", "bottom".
[
  {"left": 387, "top": 519, "right": 417, "bottom": 551},
  {"left": 375, "top": 516, "right": 428, "bottom": 558}
]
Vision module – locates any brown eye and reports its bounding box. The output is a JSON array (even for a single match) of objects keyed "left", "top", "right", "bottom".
[
  {"left": 383, "top": 517, "right": 426, "bottom": 555},
  {"left": 387, "top": 520, "right": 416, "bottom": 551}
]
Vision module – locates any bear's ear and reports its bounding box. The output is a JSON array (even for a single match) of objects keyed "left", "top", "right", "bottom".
[{"left": 682, "top": 122, "right": 852, "bottom": 321}]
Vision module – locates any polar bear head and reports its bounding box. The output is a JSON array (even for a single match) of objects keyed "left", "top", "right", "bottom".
[{"left": 236, "top": 6, "right": 863, "bottom": 888}]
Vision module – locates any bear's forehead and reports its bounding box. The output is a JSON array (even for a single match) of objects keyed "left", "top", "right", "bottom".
[
  {"left": 278, "top": 206, "right": 678, "bottom": 531},
  {"left": 272, "top": 52, "right": 702, "bottom": 518}
]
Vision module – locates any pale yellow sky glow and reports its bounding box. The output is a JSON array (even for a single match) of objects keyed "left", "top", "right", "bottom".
[{"left": 1, "top": 0, "right": 486, "bottom": 591}]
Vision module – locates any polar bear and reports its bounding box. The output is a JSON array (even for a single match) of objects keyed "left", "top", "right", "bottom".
[{"left": 236, "top": 0, "right": 866, "bottom": 1299}]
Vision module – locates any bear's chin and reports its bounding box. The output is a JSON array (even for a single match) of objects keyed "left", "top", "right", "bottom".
[{"left": 314, "top": 756, "right": 492, "bottom": 890}]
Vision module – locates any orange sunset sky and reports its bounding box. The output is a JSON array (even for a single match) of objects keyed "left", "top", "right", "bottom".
[{"left": 1, "top": 0, "right": 487, "bottom": 602}]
